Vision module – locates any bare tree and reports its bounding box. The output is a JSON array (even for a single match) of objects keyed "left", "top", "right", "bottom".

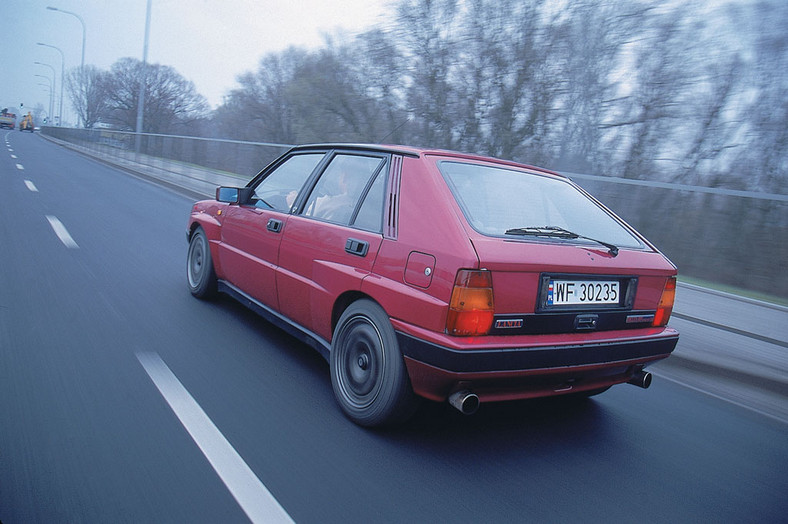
[
  {"left": 211, "top": 0, "right": 784, "bottom": 195},
  {"left": 216, "top": 48, "right": 308, "bottom": 143},
  {"left": 731, "top": 0, "right": 788, "bottom": 194},
  {"left": 459, "top": 0, "right": 566, "bottom": 161},
  {"left": 29, "top": 103, "right": 48, "bottom": 127},
  {"left": 549, "top": 0, "right": 637, "bottom": 173},
  {"left": 395, "top": 0, "right": 461, "bottom": 149},
  {"left": 102, "top": 58, "right": 208, "bottom": 133},
  {"left": 352, "top": 29, "right": 410, "bottom": 143},
  {"left": 599, "top": 8, "right": 698, "bottom": 180},
  {"left": 65, "top": 65, "right": 108, "bottom": 129}
]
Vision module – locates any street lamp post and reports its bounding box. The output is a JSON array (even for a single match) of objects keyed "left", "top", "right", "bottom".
[
  {"left": 47, "top": 6, "right": 85, "bottom": 126},
  {"left": 46, "top": 6, "right": 84, "bottom": 70},
  {"left": 37, "top": 84, "right": 52, "bottom": 122},
  {"left": 135, "top": 0, "right": 152, "bottom": 153},
  {"left": 34, "top": 62, "right": 56, "bottom": 125},
  {"left": 35, "top": 74, "right": 54, "bottom": 121},
  {"left": 37, "top": 43, "right": 65, "bottom": 126}
]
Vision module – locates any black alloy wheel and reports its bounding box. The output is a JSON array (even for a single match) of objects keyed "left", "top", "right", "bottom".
[
  {"left": 330, "top": 299, "right": 419, "bottom": 427},
  {"left": 187, "top": 227, "right": 217, "bottom": 299}
]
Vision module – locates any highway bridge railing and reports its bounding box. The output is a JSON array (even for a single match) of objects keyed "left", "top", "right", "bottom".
[{"left": 40, "top": 126, "right": 787, "bottom": 300}]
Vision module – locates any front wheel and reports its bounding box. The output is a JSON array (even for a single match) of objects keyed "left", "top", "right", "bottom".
[
  {"left": 187, "top": 227, "right": 217, "bottom": 299},
  {"left": 330, "top": 299, "right": 419, "bottom": 427}
]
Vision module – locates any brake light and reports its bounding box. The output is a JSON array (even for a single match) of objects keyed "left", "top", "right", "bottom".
[
  {"left": 653, "top": 276, "right": 677, "bottom": 327},
  {"left": 446, "top": 270, "right": 495, "bottom": 336}
]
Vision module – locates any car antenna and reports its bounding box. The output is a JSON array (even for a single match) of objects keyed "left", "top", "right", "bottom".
[{"left": 376, "top": 116, "right": 412, "bottom": 144}]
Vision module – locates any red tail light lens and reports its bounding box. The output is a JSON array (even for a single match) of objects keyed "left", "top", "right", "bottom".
[
  {"left": 446, "top": 270, "right": 495, "bottom": 336},
  {"left": 653, "top": 276, "right": 677, "bottom": 327}
]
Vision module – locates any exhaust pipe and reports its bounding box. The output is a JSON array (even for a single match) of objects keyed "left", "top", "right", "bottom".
[
  {"left": 628, "top": 370, "right": 652, "bottom": 389},
  {"left": 448, "top": 390, "right": 480, "bottom": 415}
]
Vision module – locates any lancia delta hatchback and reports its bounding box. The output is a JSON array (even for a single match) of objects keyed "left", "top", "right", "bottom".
[{"left": 187, "top": 144, "right": 679, "bottom": 426}]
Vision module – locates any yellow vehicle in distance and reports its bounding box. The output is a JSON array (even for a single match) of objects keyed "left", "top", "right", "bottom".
[{"left": 19, "top": 112, "right": 34, "bottom": 132}]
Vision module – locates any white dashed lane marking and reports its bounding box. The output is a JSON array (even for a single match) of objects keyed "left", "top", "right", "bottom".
[
  {"left": 24, "top": 180, "right": 38, "bottom": 192},
  {"left": 16, "top": 163, "right": 24, "bottom": 170},
  {"left": 45, "top": 215, "right": 79, "bottom": 249}
]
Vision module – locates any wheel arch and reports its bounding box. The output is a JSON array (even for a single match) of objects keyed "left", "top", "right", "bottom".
[
  {"left": 188, "top": 214, "right": 222, "bottom": 242},
  {"left": 187, "top": 216, "right": 224, "bottom": 278},
  {"left": 331, "top": 290, "right": 378, "bottom": 340}
]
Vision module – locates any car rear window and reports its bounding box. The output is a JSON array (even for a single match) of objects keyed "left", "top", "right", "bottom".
[{"left": 439, "top": 161, "right": 644, "bottom": 249}]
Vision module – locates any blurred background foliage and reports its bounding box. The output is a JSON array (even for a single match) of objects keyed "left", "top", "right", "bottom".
[
  {"left": 61, "top": 0, "right": 786, "bottom": 296},
  {"left": 209, "top": 0, "right": 786, "bottom": 194},
  {"left": 69, "top": 0, "right": 786, "bottom": 193}
]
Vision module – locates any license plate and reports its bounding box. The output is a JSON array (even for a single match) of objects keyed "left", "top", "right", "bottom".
[{"left": 547, "top": 280, "right": 619, "bottom": 306}]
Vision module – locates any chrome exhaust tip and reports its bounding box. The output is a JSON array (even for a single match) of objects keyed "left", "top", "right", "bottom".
[
  {"left": 628, "top": 370, "right": 653, "bottom": 389},
  {"left": 448, "top": 390, "right": 480, "bottom": 415}
]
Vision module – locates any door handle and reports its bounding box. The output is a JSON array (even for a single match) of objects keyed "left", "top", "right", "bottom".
[
  {"left": 345, "top": 238, "right": 369, "bottom": 257},
  {"left": 266, "top": 218, "right": 283, "bottom": 233}
]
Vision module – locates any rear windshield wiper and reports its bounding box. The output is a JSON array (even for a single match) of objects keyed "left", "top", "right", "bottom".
[{"left": 504, "top": 226, "right": 619, "bottom": 256}]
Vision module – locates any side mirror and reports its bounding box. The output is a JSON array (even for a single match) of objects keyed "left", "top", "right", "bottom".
[
  {"left": 216, "top": 186, "right": 240, "bottom": 203},
  {"left": 216, "top": 186, "right": 253, "bottom": 204}
]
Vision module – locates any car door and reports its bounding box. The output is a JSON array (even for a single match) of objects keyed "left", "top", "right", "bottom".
[
  {"left": 218, "top": 152, "right": 325, "bottom": 309},
  {"left": 277, "top": 152, "right": 389, "bottom": 340}
]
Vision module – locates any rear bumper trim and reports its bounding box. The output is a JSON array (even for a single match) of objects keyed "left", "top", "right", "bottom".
[{"left": 396, "top": 331, "right": 679, "bottom": 373}]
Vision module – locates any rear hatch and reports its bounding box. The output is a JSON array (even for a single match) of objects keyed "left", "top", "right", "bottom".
[
  {"left": 437, "top": 158, "right": 677, "bottom": 336},
  {"left": 471, "top": 236, "right": 675, "bottom": 335}
]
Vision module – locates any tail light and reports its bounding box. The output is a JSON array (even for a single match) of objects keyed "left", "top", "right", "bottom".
[
  {"left": 446, "top": 270, "right": 495, "bottom": 336},
  {"left": 652, "top": 276, "right": 677, "bottom": 327}
]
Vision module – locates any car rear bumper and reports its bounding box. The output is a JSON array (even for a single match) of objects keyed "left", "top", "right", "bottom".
[{"left": 396, "top": 329, "right": 679, "bottom": 402}]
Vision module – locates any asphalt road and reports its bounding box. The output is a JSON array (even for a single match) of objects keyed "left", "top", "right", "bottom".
[{"left": 1, "top": 132, "right": 786, "bottom": 523}]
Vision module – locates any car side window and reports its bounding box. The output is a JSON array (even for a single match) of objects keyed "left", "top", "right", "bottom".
[
  {"left": 302, "top": 154, "right": 385, "bottom": 226},
  {"left": 352, "top": 169, "right": 386, "bottom": 232},
  {"left": 251, "top": 153, "right": 324, "bottom": 211}
]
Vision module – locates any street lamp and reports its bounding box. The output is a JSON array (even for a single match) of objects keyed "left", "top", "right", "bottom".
[
  {"left": 35, "top": 74, "right": 54, "bottom": 121},
  {"left": 46, "top": 6, "right": 85, "bottom": 71},
  {"left": 37, "top": 43, "right": 64, "bottom": 126},
  {"left": 47, "top": 6, "right": 85, "bottom": 126},
  {"left": 135, "top": 0, "right": 152, "bottom": 152},
  {"left": 34, "top": 62, "right": 56, "bottom": 124},
  {"left": 38, "top": 85, "right": 52, "bottom": 122}
]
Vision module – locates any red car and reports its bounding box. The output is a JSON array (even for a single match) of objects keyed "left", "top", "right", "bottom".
[{"left": 187, "top": 144, "right": 678, "bottom": 426}]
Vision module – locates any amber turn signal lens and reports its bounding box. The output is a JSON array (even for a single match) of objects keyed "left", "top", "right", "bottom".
[
  {"left": 446, "top": 270, "right": 494, "bottom": 336},
  {"left": 653, "top": 276, "right": 677, "bottom": 327}
]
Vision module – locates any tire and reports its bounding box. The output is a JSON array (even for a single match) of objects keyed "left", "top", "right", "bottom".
[
  {"left": 330, "top": 299, "right": 419, "bottom": 427},
  {"left": 187, "top": 227, "right": 217, "bottom": 299}
]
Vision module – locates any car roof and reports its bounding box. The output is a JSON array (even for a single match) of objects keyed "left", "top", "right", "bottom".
[{"left": 290, "top": 143, "right": 564, "bottom": 178}]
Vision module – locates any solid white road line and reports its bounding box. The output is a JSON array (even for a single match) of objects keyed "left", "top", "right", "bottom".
[
  {"left": 24, "top": 180, "right": 38, "bottom": 192},
  {"left": 136, "top": 351, "right": 294, "bottom": 524},
  {"left": 650, "top": 370, "right": 788, "bottom": 426},
  {"left": 45, "top": 215, "right": 79, "bottom": 249}
]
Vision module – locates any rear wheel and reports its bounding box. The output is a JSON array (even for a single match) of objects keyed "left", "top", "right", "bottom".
[
  {"left": 330, "top": 299, "right": 419, "bottom": 427},
  {"left": 187, "top": 227, "right": 217, "bottom": 299}
]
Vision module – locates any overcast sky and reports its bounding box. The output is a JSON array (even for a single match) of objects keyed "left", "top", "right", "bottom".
[{"left": 3, "top": 0, "right": 391, "bottom": 121}]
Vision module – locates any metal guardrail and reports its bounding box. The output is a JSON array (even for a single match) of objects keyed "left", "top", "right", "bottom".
[
  {"left": 40, "top": 127, "right": 787, "bottom": 299},
  {"left": 43, "top": 127, "right": 292, "bottom": 179},
  {"left": 566, "top": 172, "right": 788, "bottom": 203}
]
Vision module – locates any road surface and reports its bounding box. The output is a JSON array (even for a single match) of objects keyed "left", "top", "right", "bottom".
[{"left": 1, "top": 131, "right": 786, "bottom": 523}]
